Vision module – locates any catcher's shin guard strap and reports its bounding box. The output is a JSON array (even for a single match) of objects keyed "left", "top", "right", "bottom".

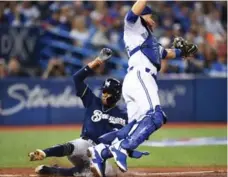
[{"left": 121, "top": 107, "right": 165, "bottom": 150}]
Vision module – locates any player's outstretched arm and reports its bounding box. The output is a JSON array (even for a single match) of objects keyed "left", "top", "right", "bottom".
[
  {"left": 72, "top": 48, "right": 113, "bottom": 104},
  {"left": 73, "top": 48, "right": 113, "bottom": 82},
  {"left": 88, "top": 48, "right": 113, "bottom": 70},
  {"left": 131, "top": 0, "right": 147, "bottom": 16},
  {"left": 163, "top": 49, "right": 178, "bottom": 60},
  {"left": 162, "top": 37, "right": 198, "bottom": 60}
]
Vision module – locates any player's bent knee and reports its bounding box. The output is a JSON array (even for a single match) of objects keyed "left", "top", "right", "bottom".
[
  {"left": 153, "top": 105, "right": 167, "bottom": 125},
  {"left": 62, "top": 143, "right": 75, "bottom": 156}
]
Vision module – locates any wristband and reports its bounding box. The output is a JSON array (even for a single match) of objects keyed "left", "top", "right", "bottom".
[{"left": 175, "top": 49, "right": 183, "bottom": 57}]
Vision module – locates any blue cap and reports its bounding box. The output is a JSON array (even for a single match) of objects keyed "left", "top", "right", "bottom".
[{"left": 141, "top": 6, "right": 152, "bottom": 15}]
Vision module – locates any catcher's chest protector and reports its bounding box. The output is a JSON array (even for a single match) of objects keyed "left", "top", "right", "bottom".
[{"left": 140, "top": 18, "right": 161, "bottom": 71}]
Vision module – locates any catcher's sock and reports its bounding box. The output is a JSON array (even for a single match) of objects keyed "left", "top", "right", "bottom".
[
  {"left": 101, "top": 145, "right": 112, "bottom": 159},
  {"left": 48, "top": 166, "right": 80, "bottom": 176},
  {"left": 43, "top": 143, "right": 74, "bottom": 157},
  {"left": 95, "top": 144, "right": 112, "bottom": 160}
]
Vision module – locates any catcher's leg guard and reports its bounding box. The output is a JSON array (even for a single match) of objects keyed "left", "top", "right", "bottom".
[
  {"left": 98, "top": 130, "right": 118, "bottom": 145},
  {"left": 121, "top": 105, "right": 167, "bottom": 150},
  {"left": 116, "top": 119, "right": 137, "bottom": 139},
  {"left": 98, "top": 120, "right": 137, "bottom": 145}
]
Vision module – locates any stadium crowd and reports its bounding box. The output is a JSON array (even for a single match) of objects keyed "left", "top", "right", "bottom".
[{"left": 0, "top": 1, "right": 227, "bottom": 78}]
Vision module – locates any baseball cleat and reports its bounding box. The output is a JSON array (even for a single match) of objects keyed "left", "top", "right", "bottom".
[
  {"left": 109, "top": 142, "right": 128, "bottom": 172},
  {"left": 87, "top": 147, "right": 105, "bottom": 177},
  {"left": 29, "top": 149, "right": 46, "bottom": 161},
  {"left": 35, "top": 165, "right": 53, "bottom": 175}
]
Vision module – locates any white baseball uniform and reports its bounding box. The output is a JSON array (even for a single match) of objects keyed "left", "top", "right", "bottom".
[{"left": 122, "top": 14, "right": 164, "bottom": 123}]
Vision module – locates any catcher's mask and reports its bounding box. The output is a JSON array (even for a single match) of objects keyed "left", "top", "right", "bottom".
[{"left": 101, "top": 78, "right": 122, "bottom": 106}]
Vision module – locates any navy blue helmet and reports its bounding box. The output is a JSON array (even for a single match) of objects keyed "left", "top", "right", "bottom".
[{"left": 102, "top": 78, "right": 122, "bottom": 105}]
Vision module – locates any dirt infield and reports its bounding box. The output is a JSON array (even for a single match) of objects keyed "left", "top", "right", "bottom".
[{"left": 0, "top": 167, "right": 227, "bottom": 177}]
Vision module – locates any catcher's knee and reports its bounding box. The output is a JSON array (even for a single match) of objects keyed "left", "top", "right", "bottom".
[
  {"left": 153, "top": 105, "right": 167, "bottom": 125},
  {"left": 121, "top": 106, "right": 166, "bottom": 150}
]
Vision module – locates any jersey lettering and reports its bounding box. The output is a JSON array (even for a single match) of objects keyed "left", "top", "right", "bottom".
[
  {"left": 91, "top": 110, "right": 126, "bottom": 126},
  {"left": 91, "top": 110, "right": 102, "bottom": 122}
]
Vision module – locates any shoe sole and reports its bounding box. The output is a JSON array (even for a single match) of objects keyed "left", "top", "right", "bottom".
[
  {"left": 35, "top": 165, "right": 44, "bottom": 174},
  {"left": 29, "top": 150, "right": 45, "bottom": 161},
  {"left": 35, "top": 165, "right": 53, "bottom": 175},
  {"left": 87, "top": 149, "right": 103, "bottom": 177},
  {"left": 109, "top": 147, "right": 127, "bottom": 173}
]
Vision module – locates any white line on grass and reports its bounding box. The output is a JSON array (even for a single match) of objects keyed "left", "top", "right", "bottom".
[
  {"left": 0, "top": 171, "right": 225, "bottom": 177},
  {"left": 129, "top": 170, "right": 218, "bottom": 176}
]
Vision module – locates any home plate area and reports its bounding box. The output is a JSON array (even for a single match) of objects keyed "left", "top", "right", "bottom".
[{"left": 0, "top": 167, "right": 226, "bottom": 177}]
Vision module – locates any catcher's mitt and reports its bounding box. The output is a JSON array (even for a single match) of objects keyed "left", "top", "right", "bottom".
[{"left": 173, "top": 37, "right": 198, "bottom": 57}]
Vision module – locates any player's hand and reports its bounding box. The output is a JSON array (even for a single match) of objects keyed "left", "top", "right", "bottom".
[
  {"left": 173, "top": 37, "right": 198, "bottom": 57},
  {"left": 98, "top": 48, "right": 113, "bottom": 61}
]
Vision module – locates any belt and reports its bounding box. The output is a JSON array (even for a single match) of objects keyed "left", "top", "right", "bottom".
[{"left": 129, "top": 66, "right": 157, "bottom": 81}]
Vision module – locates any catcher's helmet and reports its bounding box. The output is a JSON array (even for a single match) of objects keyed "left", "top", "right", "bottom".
[{"left": 102, "top": 78, "right": 122, "bottom": 105}]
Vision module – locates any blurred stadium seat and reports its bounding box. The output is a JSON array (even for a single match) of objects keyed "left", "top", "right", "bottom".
[{"left": 0, "top": 1, "right": 226, "bottom": 78}]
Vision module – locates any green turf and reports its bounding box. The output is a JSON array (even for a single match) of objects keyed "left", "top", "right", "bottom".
[
  {"left": 129, "top": 145, "right": 227, "bottom": 167},
  {"left": 0, "top": 128, "right": 226, "bottom": 168},
  {"left": 148, "top": 128, "right": 226, "bottom": 140}
]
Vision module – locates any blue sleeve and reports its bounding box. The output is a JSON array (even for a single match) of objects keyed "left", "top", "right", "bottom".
[
  {"left": 125, "top": 10, "right": 139, "bottom": 23},
  {"left": 174, "top": 49, "right": 183, "bottom": 58},
  {"left": 159, "top": 44, "right": 168, "bottom": 59},
  {"left": 72, "top": 66, "right": 96, "bottom": 107},
  {"left": 79, "top": 86, "right": 96, "bottom": 108},
  {"left": 162, "top": 49, "right": 168, "bottom": 59}
]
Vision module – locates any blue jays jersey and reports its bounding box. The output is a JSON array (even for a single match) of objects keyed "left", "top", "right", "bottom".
[
  {"left": 124, "top": 10, "right": 165, "bottom": 71},
  {"left": 73, "top": 66, "right": 128, "bottom": 144}
]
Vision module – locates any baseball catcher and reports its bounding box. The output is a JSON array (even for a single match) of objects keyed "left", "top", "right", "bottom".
[{"left": 87, "top": 1, "right": 198, "bottom": 177}]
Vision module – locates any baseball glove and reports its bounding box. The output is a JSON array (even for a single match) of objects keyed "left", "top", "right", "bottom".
[{"left": 173, "top": 37, "right": 198, "bottom": 57}]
